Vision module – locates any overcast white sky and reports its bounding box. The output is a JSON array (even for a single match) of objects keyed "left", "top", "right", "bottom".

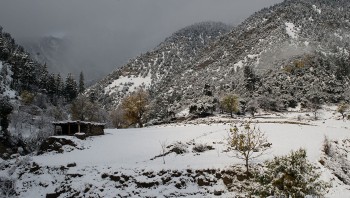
[{"left": 0, "top": 0, "right": 283, "bottom": 80}]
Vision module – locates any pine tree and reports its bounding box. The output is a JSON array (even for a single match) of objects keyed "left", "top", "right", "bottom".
[
  {"left": 0, "top": 96, "right": 13, "bottom": 138},
  {"left": 46, "top": 74, "right": 56, "bottom": 100},
  {"left": 64, "top": 73, "right": 78, "bottom": 102},
  {"left": 79, "top": 71, "right": 85, "bottom": 93},
  {"left": 244, "top": 66, "right": 258, "bottom": 92},
  {"left": 55, "top": 74, "right": 64, "bottom": 97},
  {"left": 39, "top": 63, "right": 49, "bottom": 90}
]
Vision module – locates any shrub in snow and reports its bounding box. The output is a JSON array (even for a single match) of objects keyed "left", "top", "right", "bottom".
[
  {"left": 189, "top": 99, "right": 216, "bottom": 118},
  {"left": 0, "top": 176, "right": 16, "bottom": 198},
  {"left": 322, "top": 136, "right": 332, "bottom": 157},
  {"left": 228, "top": 122, "right": 270, "bottom": 174},
  {"left": 337, "top": 101, "right": 349, "bottom": 119},
  {"left": 246, "top": 99, "right": 259, "bottom": 117},
  {"left": 320, "top": 139, "right": 350, "bottom": 185},
  {"left": 170, "top": 141, "right": 188, "bottom": 154},
  {"left": 257, "top": 96, "right": 283, "bottom": 112},
  {"left": 193, "top": 143, "right": 214, "bottom": 153},
  {"left": 254, "top": 148, "right": 328, "bottom": 197}
]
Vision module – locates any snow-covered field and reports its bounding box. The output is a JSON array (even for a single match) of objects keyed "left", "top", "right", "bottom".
[{"left": 1, "top": 107, "right": 350, "bottom": 197}]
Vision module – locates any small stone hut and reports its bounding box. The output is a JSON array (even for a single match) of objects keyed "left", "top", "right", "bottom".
[{"left": 53, "top": 121, "right": 105, "bottom": 136}]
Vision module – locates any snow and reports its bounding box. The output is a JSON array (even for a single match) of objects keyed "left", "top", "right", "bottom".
[
  {"left": 304, "top": 41, "right": 310, "bottom": 46},
  {"left": 4, "top": 90, "right": 16, "bottom": 98},
  {"left": 285, "top": 22, "right": 299, "bottom": 39},
  {"left": 34, "top": 108, "right": 350, "bottom": 170},
  {"left": 233, "top": 60, "right": 243, "bottom": 72},
  {"left": 3, "top": 107, "right": 350, "bottom": 197},
  {"left": 334, "top": 33, "right": 343, "bottom": 40},
  {"left": 312, "top": 5, "right": 322, "bottom": 14},
  {"left": 175, "top": 108, "right": 190, "bottom": 118},
  {"left": 104, "top": 74, "right": 152, "bottom": 95},
  {"left": 247, "top": 54, "right": 259, "bottom": 59},
  {"left": 0, "top": 61, "right": 17, "bottom": 98}
]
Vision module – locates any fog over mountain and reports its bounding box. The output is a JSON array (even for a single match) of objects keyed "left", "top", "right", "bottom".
[{"left": 0, "top": 0, "right": 282, "bottom": 81}]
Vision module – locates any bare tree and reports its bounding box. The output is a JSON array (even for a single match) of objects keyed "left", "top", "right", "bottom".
[
  {"left": 110, "top": 106, "right": 128, "bottom": 128},
  {"left": 228, "top": 122, "right": 270, "bottom": 174},
  {"left": 120, "top": 89, "right": 149, "bottom": 128},
  {"left": 71, "top": 95, "right": 106, "bottom": 122},
  {"left": 310, "top": 102, "right": 321, "bottom": 120},
  {"left": 160, "top": 140, "right": 168, "bottom": 164}
]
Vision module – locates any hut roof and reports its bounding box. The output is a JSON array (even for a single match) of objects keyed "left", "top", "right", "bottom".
[{"left": 52, "top": 120, "right": 106, "bottom": 126}]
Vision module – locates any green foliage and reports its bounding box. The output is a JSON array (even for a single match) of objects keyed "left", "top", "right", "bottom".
[
  {"left": 20, "top": 90, "right": 35, "bottom": 105},
  {"left": 120, "top": 89, "right": 149, "bottom": 128},
  {"left": 254, "top": 148, "right": 328, "bottom": 197},
  {"left": 221, "top": 94, "right": 239, "bottom": 117}
]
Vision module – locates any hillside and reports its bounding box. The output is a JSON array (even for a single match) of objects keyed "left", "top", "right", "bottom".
[
  {"left": 2, "top": 0, "right": 350, "bottom": 197},
  {"left": 85, "top": 22, "right": 231, "bottom": 111},
  {"left": 0, "top": 27, "right": 81, "bottom": 157},
  {"left": 87, "top": 0, "right": 350, "bottom": 122},
  {"left": 2, "top": 107, "right": 350, "bottom": 197}
]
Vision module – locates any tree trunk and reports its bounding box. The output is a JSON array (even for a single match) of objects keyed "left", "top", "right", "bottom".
[
  {"left": 138, "top": 120, "right": 143, "bottom": 128},
  {"left": 245, "top": 157, "right": 249, "bottom": 175},
  {"left": 230, "top": 111, "right": 233, "bottom": 118}
]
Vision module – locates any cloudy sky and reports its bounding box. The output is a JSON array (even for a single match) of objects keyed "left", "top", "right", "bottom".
[{"left": 0, "top": 0, "right": 283, "bottom": 81}]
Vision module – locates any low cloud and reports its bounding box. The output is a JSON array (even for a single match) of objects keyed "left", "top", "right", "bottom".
[{"left": 0, "top": 0, "right": 282, "bottom": 80}]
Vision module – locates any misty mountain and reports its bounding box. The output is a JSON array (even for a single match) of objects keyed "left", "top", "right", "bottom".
[
  {"left": 85, "top": 21, "right": 231, "bottom": 109},
  {"left": 21, "top": 36, "right": 71, "bottom": 76},
  {"left": 21, "top": 35, "right": 107, "bottom": 85},
  {"left": 87, "top": 0, "right": 350, "bottom": 121}
]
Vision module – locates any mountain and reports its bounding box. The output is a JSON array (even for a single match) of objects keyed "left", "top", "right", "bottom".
[
  {"left": 85, "top": 22, "right": 231, "bottom": 109},
  {"left": 21, "top": 35, "right": 72, "bottom": 76},
  {"left": 87, "top": 0, "right": 350, "bottom": 121},
  {"left": 0, "top": 28, "right": 49, "bottom": 97},
  {"left": 0, "top": 27, "right": 79, "bottom": 156}
]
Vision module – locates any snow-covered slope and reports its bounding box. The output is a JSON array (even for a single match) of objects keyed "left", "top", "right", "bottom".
[
  {"left": 2, "top": 108, "right": 350, "bottom": 197},
  {"left": 0, "top": 61, "right": 16, "bottom": 98},
  {"left": 87, "top": 0, "right": 350, "bottom": 121},
  {"left": 85, "top": 22, "right": 231, "bottom": 109}
]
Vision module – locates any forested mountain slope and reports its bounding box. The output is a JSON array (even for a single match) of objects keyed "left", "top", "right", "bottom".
[
  {"left": 85, "top": 22, "right": 231, "bottom": 110},
  {"left": 88, "top": 0, "right": 350, "bottom": 121},
  {"left": 0, "top": 27, "right": 82, "bottom": 155}
]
